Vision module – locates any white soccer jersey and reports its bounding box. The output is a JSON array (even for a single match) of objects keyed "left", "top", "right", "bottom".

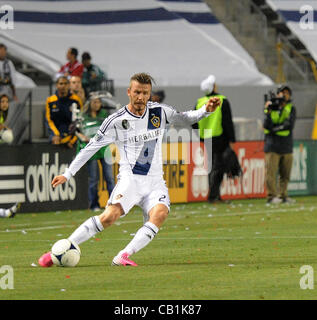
[{"left": 63, "top": 101, "right": 210, "bottom": 180}]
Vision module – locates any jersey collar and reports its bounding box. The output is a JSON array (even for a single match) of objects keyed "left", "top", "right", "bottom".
[{"left": 125, "top": 104, "right": 148, "bottom": 119}]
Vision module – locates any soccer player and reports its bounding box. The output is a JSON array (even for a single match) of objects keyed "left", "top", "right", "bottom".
[
  {"left": 38, "top": 73, "right": 220, "bottom": 267},
  {"left": 0, "top": 203, "right": 20, "bottom": 218}
]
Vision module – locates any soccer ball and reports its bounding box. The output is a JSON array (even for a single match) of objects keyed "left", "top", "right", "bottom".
[
  {"left": 0, "top": 128, "right": 14, "bottom": 144},
  {"left": 50, "top": 239, "right": 81, "bottom": 267}
]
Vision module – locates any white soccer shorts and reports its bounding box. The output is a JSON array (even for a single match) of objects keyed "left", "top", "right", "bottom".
[{"left": 107, "top": 174, "right": 170, "bottom": 219}]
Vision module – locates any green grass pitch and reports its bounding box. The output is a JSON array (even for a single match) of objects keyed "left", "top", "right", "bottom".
[{"left": 1, "top": 196, "right": 317, "bottom": 300}]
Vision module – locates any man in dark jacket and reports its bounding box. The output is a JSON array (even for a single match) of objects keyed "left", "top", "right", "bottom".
[
  {"left": 263, "top": 85, "right": 296, "bottom": 204},
  {"left": 193, "top": 75, "right": 236, "bottom": 203},
  {"left": 45, "top": 76, "right": 83, "bottom": 148},
  {"left": 81, "top": 52, "right": 106, "bottom": 95}
]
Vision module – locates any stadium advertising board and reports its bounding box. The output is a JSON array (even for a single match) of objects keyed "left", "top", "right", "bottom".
[
  {"left": 221, "top": 141, "right": 266, "bottom": 200},
  {"left": 162, "top": 142, "right": 188, "bottom": 203},
  {"left": 187, "top": 141, "right": 267, "bottom": 201},
  {"left": 187, "top": 142, "right": 209, "bottom": 202},
  {"left": 288, "top": 141, "right": 312, "bottom": 196},
  {"left": 33, "top": 140, "right": 314, "bottom": 211},
  {"left": 0, "top": 145, "right": 88, "bottom": 212}
]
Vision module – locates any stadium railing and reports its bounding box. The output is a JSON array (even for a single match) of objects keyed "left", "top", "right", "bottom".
[
  {"left": 100, "top": 79, "right": 115, "bottom": 96},
  {"left": 8, "top": 90, "right": 33, "bottom": 145}
]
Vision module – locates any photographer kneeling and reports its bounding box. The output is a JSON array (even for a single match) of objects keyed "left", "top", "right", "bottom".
[{"left": 263, "top": 85, "right": 296, "bottom": 204}]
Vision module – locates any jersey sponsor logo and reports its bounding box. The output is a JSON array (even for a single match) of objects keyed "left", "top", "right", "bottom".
[{"left": 127, "top": 129, "right": 162, "bottom": 144}]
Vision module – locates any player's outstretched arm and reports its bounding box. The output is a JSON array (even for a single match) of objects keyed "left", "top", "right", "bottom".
[
  {"left": 52, "top": 175, "right": 67, "bottom": 188},
  {"left": 163, "top": 96, "right": 221, "bottom": 126}
]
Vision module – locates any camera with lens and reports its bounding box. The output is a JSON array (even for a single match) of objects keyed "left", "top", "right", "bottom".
[{"left": 264, "top": 90, "right": 285, "bottom": 111}]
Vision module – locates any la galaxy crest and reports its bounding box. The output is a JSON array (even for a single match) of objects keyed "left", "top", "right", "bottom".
[
  {"left": 147, "top": 108, "right": 162, "bottom": 130},
  {"left": 150, "top": 114, "right": 160, "bottom": 128}
]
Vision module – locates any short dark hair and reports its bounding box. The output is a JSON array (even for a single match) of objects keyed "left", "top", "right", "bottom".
[
  {"left": 69, "top": 47, "right": 78, "bottom": 58},
  {"left": 56, "top": 76, "right": 69, "bottom": 84},
  {"left": 130, "top": 72, "right": 155, "bottom": 87},
  {"left": 277, "top": 84, "right": 292, "bottom": 96},
  {"left": 0, "top": 43, "right": 7, "bottom": 50},
  {"left": 0, "top": 94, "right": 9, "bottom": 101},
  {"left": 82, "top": 52, "right": 91, "bottom": 61}
]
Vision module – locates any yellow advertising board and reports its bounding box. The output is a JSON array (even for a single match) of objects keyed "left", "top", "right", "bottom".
[
  {"left": 312, "top": 104, "right": 317, "bottom": 140},
  {"left": 162, "top": 142, "right": 188, "bottom": 203}
]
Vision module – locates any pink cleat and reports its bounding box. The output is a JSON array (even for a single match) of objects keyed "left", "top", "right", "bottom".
[
  {"left": 111, "top": 252, "right": 138, "bottom": 267},
  {"left": 38, "top": 252, "right": 53, "bottom": 267}
]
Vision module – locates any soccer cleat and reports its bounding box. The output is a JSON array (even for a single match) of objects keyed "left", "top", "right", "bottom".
[
  {"left": 8, "top": 202, "right": 21, "bottom": 218},
  {"left": 282, "top": 197, "right": 296, "bottom": 204},
  {"left": 267, "top": 197, "right": 282, "bottom": 205},
  {"left": 38, "top": 252, "right": 54, "bottom": 267},
  {"left": 111, "top": 252, "right": 138, "bottom": 267}
]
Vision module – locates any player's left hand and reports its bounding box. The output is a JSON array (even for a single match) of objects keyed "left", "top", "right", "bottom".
[{"left": 206, "top": 97, "right": 221, "bottom": 113}]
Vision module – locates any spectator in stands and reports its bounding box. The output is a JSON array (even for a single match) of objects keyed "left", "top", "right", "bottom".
[
  {"left": 263, "top": 85, "right": 296, "bottom": 204},
  {"left": 45, "top": 76, "right": 83, "bottom": 148},
  {"left": 192, "top": 74, "right": 236, "bottom": 203},
  {"left": 81, "top": 52, "right": 106, "bottom": 95},
  {"left": 150, "top": 90, "right": 165, "bottom": 103},
  {"left": 56, "top": 48, "right": 84, "bottom": 80},
  {"left": 0, "top": 44, "right": 18, "bottom": 101},
  {"left": 76, "top": 95, "right": 115, "bottom": 211},
  {"left": 0, "top": 94, "right": 14, "bottom": 144},
  {"left": 70, "top": 75, "right": 86, "bottom": 105}
]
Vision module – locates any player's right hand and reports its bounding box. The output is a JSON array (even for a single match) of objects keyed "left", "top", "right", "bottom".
[{"left": 52, "top": 175, "right": 67, "bottom": 188}]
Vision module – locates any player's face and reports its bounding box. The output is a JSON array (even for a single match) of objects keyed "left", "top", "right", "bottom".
[
  {"left": 283, "top": 90, "right": 291, "bottom": 102},
  {"left": 66, "top": 49, "right": 72, "bottom": 61},
  {"left": 56, "top": 79, "right": 70, "bottom": 96},
  {"left": 90, "top": 98, "right": 102, "bottom": 112},
  {"left": 70, "top": 77, "right": 81, "bottom": 92},
  {"left": 0, "top": 47, "right": 6, "bottom": 60},
  {"left": 0, "top": 96, "right": 9, "bottom": 111},
  {"left": 82, "top": 59, "right": 90, "bottom": 68},
  {"left": 127, "top": 81, "right": 151, "bottom": 115}
]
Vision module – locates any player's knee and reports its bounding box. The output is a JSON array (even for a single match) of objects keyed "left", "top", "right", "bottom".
[
  {"left": 158, "top": 208, "right": 168, "bottom": 221},
  {"left": 149, "top": 205, "right": 169, "bottom": 227},
  {"left": 99, "top": 204, "right": 123, "bottom": 227}
]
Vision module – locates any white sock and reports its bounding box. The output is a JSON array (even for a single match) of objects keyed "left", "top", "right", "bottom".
[
  {"left": 10, "top": 203, "right": 19, "bottom": 213},
  {"left": 68, "top": 216, "right": 104, "bottom": 245},
  {"left": 121, "top": 222, "right": 159, "bottom": 256},
  {"left": 0, "top": 208, "right": 11, "bottom": 218}
]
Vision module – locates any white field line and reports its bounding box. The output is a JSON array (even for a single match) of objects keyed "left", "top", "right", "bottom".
[
  {"left": 0, "top": 205, "right": 315, "bottom": 234},
  {"left": 0, "top": 235, "right": 317, "bottom": 243},
  {"left": 0, "top": 225, "right": 74, "bottom": 233}
]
